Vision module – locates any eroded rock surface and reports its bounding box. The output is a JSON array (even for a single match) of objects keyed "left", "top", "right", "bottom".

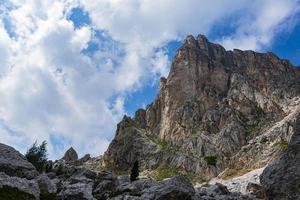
[{"left": 260, "top": 114, "right": 300, "bottom": 200}]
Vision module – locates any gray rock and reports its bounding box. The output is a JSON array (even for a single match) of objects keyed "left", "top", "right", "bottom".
[
  {"left": 141, "top": 175, "right": 195, "bottom": 200},
  {"left": 0, "top": 143, "right": 38, "bottom": 179},
  {"left": 80, "top": 154, "right": 91, "bottom": 163},
  {"left": 193, "top": 183, "right": 257, "bottom": 200},
  {"left": 0, "top": 172, "right": 40, "bottom": 199},
  {"left": 260, "top": 114, "right": 300, "bottom": 199},
  {"left": 58, "top": 169, "right": 97, "bottom": 200},
  {"left": 59, "top": 180, "right": 95, "bottom": 200},
  {"left": 245, "top": 182, "right": 265, "bottom": 199},
  {"left": 36, "top": 173, "right": 57, "bottom": 194},
  {"left": 93, "top": 171, "right": 122, "bottom": 199}
]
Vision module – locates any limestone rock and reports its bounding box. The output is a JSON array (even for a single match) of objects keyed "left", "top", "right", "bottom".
[
  {"left": 193, "top": 183, "right": 257, "bottom": 200},
  {"left": 141, "top": 175, "right": 195, "bottom": 200},
  {"left": 0, "top": 172, "right": 40, "bottom": 199},
  {"left": 260, "top": 114, "right": 300, "bottom": 199},
  {"left": 36, "top": 173, "right": 57, "bottom": 194},
  {"left": 63, "top": 147, "right": 78, "bottom": 162},
  {"left": 0, "top": 143, "right": 38, "bottom": 179}
]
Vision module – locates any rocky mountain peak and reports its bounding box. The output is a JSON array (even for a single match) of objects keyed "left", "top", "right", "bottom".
[
  {"left": 102, "top": 34, "right": 300, "bottom": 184},
  {"left": 62, "top": 147, "right": 78, "bottom": 162}
]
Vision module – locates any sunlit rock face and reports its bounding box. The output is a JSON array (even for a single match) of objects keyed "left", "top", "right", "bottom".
[{"left": 102, "top": 34, "right": 300, "bottom": 180}]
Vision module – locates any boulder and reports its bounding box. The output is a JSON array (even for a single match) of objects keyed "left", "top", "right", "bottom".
[
  {"left": 0, "top": 172, "right": 40, "bottom": 199},
  {"left": 245, "top": 182, "right": 265, "bottom": 199},
  {"left": 141, "top": 175, "right": 195, "bottom": 200},
  {"left": 193, "top": 183, "right": 257, "bottom": 200},
  {"left": 0, "top": 143, "right": 38, "bottom": 179},
  {"left": 62, "top": 147, "right": 78, "bottom": 162},
  {"left": 93, "top": 171, "right": 118, "bottom": 199},
  {"left": 58, "top": 169, "right": 96, "bottom": 200},
  {"left": 260, "top": 115, "right": 300, "bottom": 199},
  {"left": 58, "top": 181, "right": 95, "bottom": 200}
]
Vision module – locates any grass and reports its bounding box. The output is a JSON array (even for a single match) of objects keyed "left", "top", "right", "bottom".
[
  {"left": 191, "top": 128, "right": 198, "bottom": 135},
  {"left": 150, "top": 138, "right": 169, "bottom": 150},
  {"left": 245, "top": 126, "right": 257, "bottom": 135},
  {"left": 154, "top": 167, "right": 178, "bottom": 181},
  {"left": 204, "top": 156, "right": 217, "bottom": 166},
  {"left": 273, "top": 139, "right": 288, "bottom": 149}
]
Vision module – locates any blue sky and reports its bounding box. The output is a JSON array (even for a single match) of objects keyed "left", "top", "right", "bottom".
[{"left": 0, "top": 0, "right": 299, "bottom": 159}]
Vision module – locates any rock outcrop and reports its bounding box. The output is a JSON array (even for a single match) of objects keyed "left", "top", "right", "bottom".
[
  {"left": 102, "top": 34, "right": 300, "bottom": 181},
  {"left": 62, "top": 147, "right": 78, "bottom": 162},
  {"left": 260, "top": 114, "right": 300, "bottom": 199},
  {"left": 0, "top": 143, "right": 38, "bottom": 179}
]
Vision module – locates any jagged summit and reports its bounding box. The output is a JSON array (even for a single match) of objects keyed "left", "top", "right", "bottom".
[
  {"left": 62, "top": 147, "right": 78, "bottom": 162},
  {"left": 102, "top": 34, "right": 300, "bottom": 184}
]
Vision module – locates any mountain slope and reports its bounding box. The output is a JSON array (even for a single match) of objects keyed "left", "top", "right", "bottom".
[{"left": 102, "top": 34, "right": 300, "bottom": 181}]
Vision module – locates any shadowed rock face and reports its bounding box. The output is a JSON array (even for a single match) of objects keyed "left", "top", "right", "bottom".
[
  {"left": 102, "top": 34, "right": 300, "bottom": 180},
  {"left": 260, "top": 114, "right": 300, "bottom": 200}
]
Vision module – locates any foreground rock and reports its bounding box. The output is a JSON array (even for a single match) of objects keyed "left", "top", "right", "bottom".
[
  {"left": 193, "top": 183, "right": 257, "bottom": 200},
  {"left": 260, "top": 114, "right": 300, "bottom": 199},
  {"left": 0, "top": 172, "right": 39, "bottom": 199},
  {"left": 0, "top": 143, "right": 257, "bottom": 200},
  {"left": 0, "top": 143, "right": 38, "bottom": 179}
]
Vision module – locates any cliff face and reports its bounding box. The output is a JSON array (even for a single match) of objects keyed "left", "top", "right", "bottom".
[{"left": 102, "top": 35, "right": 300, "bottom": 180}]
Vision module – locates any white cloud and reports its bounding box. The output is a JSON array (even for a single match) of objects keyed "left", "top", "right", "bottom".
[
  {"left": 0, "top": 21, "right": 13, "bottom": 75},
  {"left": 219, "top": 0, "right": 300, "bottom": 50},
  {"left": 0, "top": 0, "right": 299, "bottom": 159}
]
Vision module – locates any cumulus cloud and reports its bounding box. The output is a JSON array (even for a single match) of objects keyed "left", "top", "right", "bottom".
[{"left": 0, "top": 0, "right": 299, "bottom": 158}]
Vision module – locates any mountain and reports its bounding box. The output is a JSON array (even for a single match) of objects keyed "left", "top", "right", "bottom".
[
  {"left": 101, "top": 34, "right": 300, "bottom": 182},
  {"left": 1, "top": 34, "right": 300, "bottom": 200}
]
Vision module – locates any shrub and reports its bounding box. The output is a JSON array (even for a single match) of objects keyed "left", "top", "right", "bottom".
[
  {"left": 155, "top": 139, "right": 169, "bottom": 149},
  {"left": 25, "top": 141, "right": 48, "bottom": 172},
  {"left": 130, "top": 160, "right": 139, "bottom": 182},
  {"left": 204, "top": 156, "right": 217, "bottom": 166},
  {"left": 245, "top": 126, "right": 257, "bottom": 135},
  {"left": 273, "top": 139, "right": 288, "bottom": 149}
]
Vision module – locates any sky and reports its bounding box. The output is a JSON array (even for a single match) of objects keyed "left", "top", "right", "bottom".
[{"left": 0, "top": 0, "right": 299, "bottom": 159}]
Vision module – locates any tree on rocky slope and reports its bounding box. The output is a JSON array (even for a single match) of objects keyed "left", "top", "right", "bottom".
[
  {"left": 25, "top": 141, "right": 48, "bottom": 172},
  {"left": 130, "top": 160, "right": 139, "bottom": 182}
]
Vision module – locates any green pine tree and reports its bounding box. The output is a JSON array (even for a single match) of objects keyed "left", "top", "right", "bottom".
[{"left": 25, "top": 141, "right": 48, "bottom": 172}]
